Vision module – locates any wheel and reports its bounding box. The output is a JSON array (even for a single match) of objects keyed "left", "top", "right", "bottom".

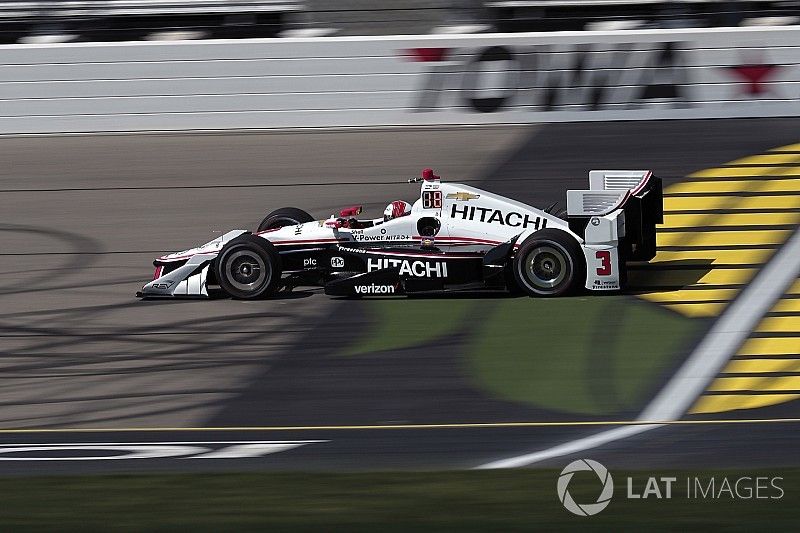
[
  {"left": 512, "top": 229, "right": 585, "bottom": 297},
  {"left": 215, "top": 234, "right": 282, "bottom": 299},
  {"left": 257, "top": 207, "right": 314, "bottom": 232}
]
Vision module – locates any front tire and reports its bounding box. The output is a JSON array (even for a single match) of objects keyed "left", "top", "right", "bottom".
[
  {"left": 257, "top": 207, "right": 314, "bottom": 232},
  {"left": 512, "top": 229, "right": 585, "bottom": 297},
  {"left": 215, "top": 234, "right": 282, "bottom": 299}
]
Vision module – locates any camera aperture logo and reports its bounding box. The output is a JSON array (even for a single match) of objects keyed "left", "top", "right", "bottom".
[
  {"left": 557, "top": 459, "right": 785, "bottom": 517},
  {"left": 557, "top": 459, "right": 614, "bottom": 516}
]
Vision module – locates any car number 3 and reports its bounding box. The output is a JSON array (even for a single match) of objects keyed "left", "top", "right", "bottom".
[{"left": 595, "top": 250, "right": 612, "bottom": 276}]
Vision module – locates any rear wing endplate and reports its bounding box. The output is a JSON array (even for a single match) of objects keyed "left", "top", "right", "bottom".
[{"left": 566, "top": 169, "right": 663, "bottom": 261}]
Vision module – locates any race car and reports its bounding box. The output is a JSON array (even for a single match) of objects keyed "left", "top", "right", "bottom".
[{"left": 137, "top": 168, "right": 662, "bottom": 299}]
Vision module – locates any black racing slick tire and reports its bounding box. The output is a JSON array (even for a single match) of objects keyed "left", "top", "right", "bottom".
[
  {"left": 215, "top": 234, "right": 282, "bottom": 299},
  {"left": 257, "top": 207, "right": 314, "bottom": 232},
  {"left": 512, "top": 229, "right": 585, "bottom": 297}
]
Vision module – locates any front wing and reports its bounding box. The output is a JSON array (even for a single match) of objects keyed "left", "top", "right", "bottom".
[{"left": 137, "top": 230, "right": 248, "bottom": 298}]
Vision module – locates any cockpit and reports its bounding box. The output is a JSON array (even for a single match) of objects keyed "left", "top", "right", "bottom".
[{"left": 326, "top": 199, "right": 414, "bottom": 230}]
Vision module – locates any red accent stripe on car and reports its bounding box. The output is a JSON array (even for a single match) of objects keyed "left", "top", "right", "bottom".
[
  {"left": 630, "top": 170, "right": 652, "bottom": 196},
  {"left": 425, "top": 236, "right": 505, "bottom": 245},
  {"left": 272, "top": 238, "right": 341, "bottom": 246},
  {"left": 255, "top": 227, "right": 283, "bottom": 235},
  {"left": 365, "top": 250, "right": 482, "bottom": 259}
]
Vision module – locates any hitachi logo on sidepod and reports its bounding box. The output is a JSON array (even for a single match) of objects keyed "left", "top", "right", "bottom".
[
  {"left": 354, "top": 284, "right": 396, "bottom": 294},
  {"left": 450, "top": 204, "right": 546, "bottom": 230},
  {"left": 367, "top": 258, "right": 448, "bottom": 277}
]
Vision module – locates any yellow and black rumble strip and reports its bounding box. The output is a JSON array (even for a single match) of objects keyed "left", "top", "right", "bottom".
[{"left": 626, "top": 143, "right": 800, "bottom": 414}]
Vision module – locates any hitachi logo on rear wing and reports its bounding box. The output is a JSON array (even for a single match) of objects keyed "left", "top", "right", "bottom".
[
  {"left": 367, "top": 258, "right": 448, "bottom": 278},
  {"left": 451, "top": 204, "right": 547, "bottom": 230}
]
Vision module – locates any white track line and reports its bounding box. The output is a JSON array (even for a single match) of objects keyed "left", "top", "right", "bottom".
[
  {"left": 0, "top": 441, "right": 325, "bottom": 447},
  {"left": 477, "top": 225, "right": 800, "bottom": 469}
]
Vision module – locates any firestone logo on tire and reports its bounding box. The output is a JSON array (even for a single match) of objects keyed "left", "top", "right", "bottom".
[{"left": 557, "top": 459, "right": 614, "bottom": 516}]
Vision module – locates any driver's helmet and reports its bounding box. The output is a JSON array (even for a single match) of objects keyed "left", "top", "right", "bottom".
[{"left": 384, "top": 200, "right": 412, "bottom": 221}]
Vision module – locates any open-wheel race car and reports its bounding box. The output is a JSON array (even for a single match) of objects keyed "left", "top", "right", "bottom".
[{"left": 137, "top": 168, "right": 662, "bottom": 299}]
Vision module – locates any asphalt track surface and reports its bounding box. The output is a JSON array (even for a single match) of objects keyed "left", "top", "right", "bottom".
[
  {"left": 1, "top": 118, "right": 799, "bottom": 474},
  {"left": 0, "top": 127, "right": 527, "bottom": 430}
]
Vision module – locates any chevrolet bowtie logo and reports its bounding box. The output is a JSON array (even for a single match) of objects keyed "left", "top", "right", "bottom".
[{"left": 446, "top": 192, "right": 480, "bottom": 201}]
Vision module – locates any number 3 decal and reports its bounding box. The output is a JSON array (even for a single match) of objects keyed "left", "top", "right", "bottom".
[{"left": 596, "top": 250, "right": 612, "bottom": 276}]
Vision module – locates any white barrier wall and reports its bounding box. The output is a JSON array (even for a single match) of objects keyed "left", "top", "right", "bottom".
[{"left": 0, "top": 27, "right": 799, "bottom": 133}]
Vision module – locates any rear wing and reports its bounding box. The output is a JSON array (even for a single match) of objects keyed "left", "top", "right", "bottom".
[{"left": 566, "top": 170, "right": 663, "bottom": 261}]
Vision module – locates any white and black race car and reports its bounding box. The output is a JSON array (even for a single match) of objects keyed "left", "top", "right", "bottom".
[{"left": 137, "top": 168, "right": 662, "bottom": 299}]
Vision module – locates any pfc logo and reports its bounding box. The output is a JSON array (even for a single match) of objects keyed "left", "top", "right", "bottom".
[{"left": 557, "top": 459, "right": 614, "bottom": 517}]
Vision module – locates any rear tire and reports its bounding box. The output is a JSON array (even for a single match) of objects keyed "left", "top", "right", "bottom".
[
  {"left": 215, "top": 234, "right": 282, "bottom": 299},
  {"left": 512, "top": 229, "right": 585, "bottom": 297},
  {"left": 257, "top": 207, "right": 314, "bottom": 232}
]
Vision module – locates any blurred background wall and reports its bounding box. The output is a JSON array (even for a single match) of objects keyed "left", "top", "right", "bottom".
[
  {"left": 0, "top": 1, "right": 797, "bottom": 133},
  {"left": 0, "top": 27, "right": 798, "bottom": 133},
  {"left": 0, "top": 0, "right": 797, "bottom": 43}
]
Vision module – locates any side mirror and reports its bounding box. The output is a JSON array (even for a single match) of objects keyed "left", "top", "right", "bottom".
[{"left": 339, "top": 205, "right": 363, "bottom": 217}]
